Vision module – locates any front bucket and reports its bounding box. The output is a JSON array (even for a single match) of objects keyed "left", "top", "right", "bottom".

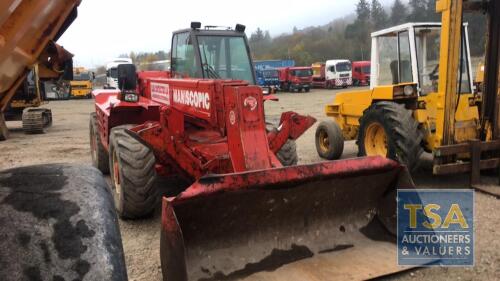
[{"left": 161, "top": 157, "right": 415, "bottom": 281}]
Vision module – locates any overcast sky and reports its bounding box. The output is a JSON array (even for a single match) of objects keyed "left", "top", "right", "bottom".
[{"left": 58, "top": 0, "right": 393, "bottom": 68}]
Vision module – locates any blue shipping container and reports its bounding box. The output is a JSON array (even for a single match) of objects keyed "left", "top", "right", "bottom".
[{"left": 254, "top": 60, "right": 295, "bottom": 71}]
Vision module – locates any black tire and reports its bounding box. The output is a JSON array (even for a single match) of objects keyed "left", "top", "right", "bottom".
[
  {"left": 0, "top": 164, "right": 128, "bottom": 281},
  {"left": 304, "top": 88, "right": 310, "bottom": 93},
  {"left": 357, "top": 102, "right": 423, "bottom": 171},
  {"left": 109, "top": 125, "right": 159, "bottom": 219},
  {"left": 276, "top": 140, "right": 299, "bottom": 166},
  {"left": 315, "top": 120, "right": 344, "bottom": 160},
  {"left": 90, "top": 112, "right": 109, "bottom": 174}
]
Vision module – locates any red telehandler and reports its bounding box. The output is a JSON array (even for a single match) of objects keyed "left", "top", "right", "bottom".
[{"left": 91, "top": 22, "right": 420, "bottom": 280}]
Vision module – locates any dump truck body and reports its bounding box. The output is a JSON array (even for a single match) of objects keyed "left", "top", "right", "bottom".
[
  {"left": 0, "top": 0, "right": 77, "bottom": 140},
  {"left": 0, "top": 1, "right": 128, "bottom": 280}
]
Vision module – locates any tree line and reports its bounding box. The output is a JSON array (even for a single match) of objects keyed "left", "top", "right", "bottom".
[{"left": 249, "top": 0, "right": 486, "bottom": 66}]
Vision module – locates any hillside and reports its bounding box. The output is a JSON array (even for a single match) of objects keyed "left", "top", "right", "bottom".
[{"left": 248, "top": 0, "right": 486, "bottom": 66}]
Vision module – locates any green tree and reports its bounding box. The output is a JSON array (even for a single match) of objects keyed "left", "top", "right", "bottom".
[
  {"left": 371, "top": 0, "right": 389, "bottom": 29},
  {"left": 390, "top": 0, "right": 408, "bottom": 25},
  {"left": 250, "top": 28, "right": 264, "bottom": 42},
  {"left": 356, "top": 0, "right": 371, "bottom": 20},
  {"left": 352, "top": 0, "right": 372, "bottom": 60},
  {"left": 407, "top": 0, "right": 428, "bottom": 21},
  {"left": 426, "top": 0, "right": 441, "bottom": 21}
]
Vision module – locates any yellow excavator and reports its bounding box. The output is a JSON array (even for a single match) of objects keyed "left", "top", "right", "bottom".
[{"left": 317, "top": 0, "right": 500, "bottom": 195}]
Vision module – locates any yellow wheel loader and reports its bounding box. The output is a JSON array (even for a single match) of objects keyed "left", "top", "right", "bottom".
[{"left": 317, "top": 0, "right": 500, "bottom": 191}]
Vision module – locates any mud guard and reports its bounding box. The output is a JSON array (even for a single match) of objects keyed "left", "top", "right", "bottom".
[
  {"left": 0, "top": 164, "right": 128, "bottom": 281},
  {"left": 160, "top": 157, "right": 417, "bottom": 281}
]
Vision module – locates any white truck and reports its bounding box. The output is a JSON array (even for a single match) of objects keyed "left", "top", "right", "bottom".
[
  {"left": 326, "top": 59, "right": 353, "bottom": 88},
  {"left": 105, "top": 58, "right": 134, "bottom": 89},
  {"left": 312, "top": 60, "right": 353, "bottom": 88}
]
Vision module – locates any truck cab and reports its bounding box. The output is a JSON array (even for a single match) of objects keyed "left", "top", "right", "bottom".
[
  {"left": 325, "top": 60, "right": 353, "bottom": 88},
  {"left": 278, "top": 67, "right": 313, "bottom": 92},
  {"left": 71, "top": 67, "right": 94, "bottom": 98},
  {"left": 352, "top": 61, "right": 371, "bottom": 86},
  {"left": 256, "top": 68, "right": 280, "bottom": 90}
]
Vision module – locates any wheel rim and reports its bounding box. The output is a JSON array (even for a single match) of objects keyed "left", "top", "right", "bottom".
[
  {"left": 318, "top": 129, "right": 330, "bottom": 153},
  {"left": 112, "top": 151, "right": 121, "bottom": 197},
  {"left": 364, "top": 122, "right": 388, "bottom": 157}
]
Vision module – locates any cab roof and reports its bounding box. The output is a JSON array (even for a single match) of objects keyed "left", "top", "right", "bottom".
[{"left": 371, "top": 22, "right": 469, "bottom": 37}]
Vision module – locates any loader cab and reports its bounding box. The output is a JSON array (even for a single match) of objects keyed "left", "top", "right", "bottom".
[
  {"left": 371, "top": 23, "right": 473, "bottom": 96},
  {"left": 170, "top": 23, "right": 256, "bottom": 85}
]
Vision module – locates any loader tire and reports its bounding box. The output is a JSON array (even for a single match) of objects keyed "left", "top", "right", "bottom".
[
  {"left": 0, "top": 164, "right": 128, "bottom": 281},
  {"left": 276, "top": 140, "right": 299, "bottom": 166},
  {"left": 90, "top": 112, "right": 109, "bottom": 174},
  {"left": 357, "top": 102, "right": 423, "bottom": 171},
  {"left": 109, "top": 125, "right": 159, "bottom": 219},
  {"left": 315, "top": 120, "right": 344, "bottom": 160}
]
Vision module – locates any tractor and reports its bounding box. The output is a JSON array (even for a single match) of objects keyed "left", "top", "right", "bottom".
[
  {"left": 90, "top": 22, "right": 419, "bottom": 280},
  {"left": 317, "top": 15, "right": 498, "bottom": 184},
  {"left": 317, "top": 0, "right": 500, "bottom": 194}
]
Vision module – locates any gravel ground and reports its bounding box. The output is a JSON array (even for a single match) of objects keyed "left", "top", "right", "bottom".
[{"left": 1, "top": 89, "right": 498, "bottom": 281}]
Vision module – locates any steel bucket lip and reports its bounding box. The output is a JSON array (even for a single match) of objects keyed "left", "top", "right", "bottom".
[
  {"left": 168, "top": 156, "right": 402, "bottom": 204},
  {"left": 160, "top": 156, "right": 412, "bottom": 281}
]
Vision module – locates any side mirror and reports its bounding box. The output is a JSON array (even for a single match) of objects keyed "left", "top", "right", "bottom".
[
  {"left": 106, "top": 70, "right": 110, "bottom": 77},
  {"left": 117, "top": 64, "right": 137, "bottom": 91},
  {"left": 92, "top": 72, "right": 96, "bottom": 80}
]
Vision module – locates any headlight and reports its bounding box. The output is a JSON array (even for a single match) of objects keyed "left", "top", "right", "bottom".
[
  {"left": 394, "top": 84, "right": 417, "bottom": 98},
  {"left": 123, "top": 92, "right": 139, "bottom": 102},
  {"left": 262, "top": 88, "right": 270, "bottom": 95},
  {"left": 403, "top": 85, "right": 415, "bottom": 96}
]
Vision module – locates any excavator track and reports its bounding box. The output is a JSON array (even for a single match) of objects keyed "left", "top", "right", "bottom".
[{"left": 22, "top": 108, "right": 52, "bottom": 134}]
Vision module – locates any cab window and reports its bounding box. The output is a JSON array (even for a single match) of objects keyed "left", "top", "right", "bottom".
[{"left": 172, "top": 32, "right": 198, "bottom": 77}]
